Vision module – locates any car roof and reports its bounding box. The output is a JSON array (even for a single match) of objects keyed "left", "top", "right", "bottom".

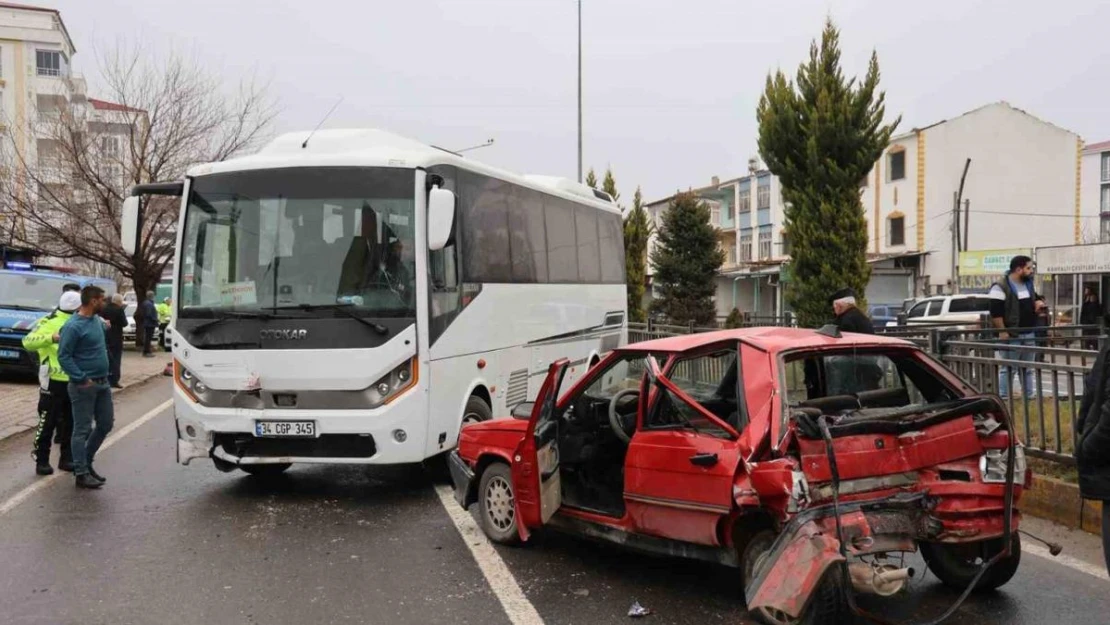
[{"left": 624, "top": 327, "right": 912, "bottom": 355}]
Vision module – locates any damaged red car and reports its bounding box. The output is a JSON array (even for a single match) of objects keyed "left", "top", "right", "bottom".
[{"left": 448, "top": 327, "right": 1028, "bottom": 624}]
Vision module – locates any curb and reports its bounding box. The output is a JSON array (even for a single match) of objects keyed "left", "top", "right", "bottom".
[
  {"left": 1021, "top": 474, "right": 1103, "bottom": 536},
  {"left": 0, "top": 368, "right": 169, "bottom": 444}
]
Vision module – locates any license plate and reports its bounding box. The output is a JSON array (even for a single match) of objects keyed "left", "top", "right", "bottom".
[
  {"left": 0, "top": 348, "right": 19, "bottom": 360},
  {"left": 254, "top": 420, "right": 316, "bottom": 438}
]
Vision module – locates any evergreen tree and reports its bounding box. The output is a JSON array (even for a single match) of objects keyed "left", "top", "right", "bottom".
[
  {"left": 623, "top": 187, "right": 651, "bottom": 322},
  {"left": 650, "top": 191, "right": 724, "bottom": 325},
  {"left": 757, "top": 19, "right": 899, "bottom": 327},
  {"left": 585, "top": 168, "right": 598, "bottom": 189},
  {"left": 724, "top": 307, "right": 743, "bottom": 329},
  {"left": 602, "top": 167, "right": 620, "bottom": 205}
]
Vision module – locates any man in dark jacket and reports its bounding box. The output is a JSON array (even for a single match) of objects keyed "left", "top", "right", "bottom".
[
  {"left": 139, "top": 292, "right": 158, "bottom": 357},
  {"left": 1076, "top": 343, "right": 1110, "bottom": 574},
  {"left": 99, "top": 293, "right": 127, "bottom": 388},
  {"left": 829, "top": 288, "right": 874, "bottom": 334}
]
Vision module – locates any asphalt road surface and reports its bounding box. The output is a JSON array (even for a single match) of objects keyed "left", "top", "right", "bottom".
[{"left": 1, "top": 378, "right": 1108, "bottom": 625}]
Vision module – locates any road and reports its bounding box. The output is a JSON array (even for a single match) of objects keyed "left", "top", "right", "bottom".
[{"left": 0, "top": 378, "right": 1108, "bottom": 625}]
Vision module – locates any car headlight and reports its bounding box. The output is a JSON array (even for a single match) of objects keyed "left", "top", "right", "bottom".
[
  {"left": 367, "top": 358, "right": 418, "bottom": 408},
  {"left": 979, "top": 446, "right": 1027, "bottom": 484}
]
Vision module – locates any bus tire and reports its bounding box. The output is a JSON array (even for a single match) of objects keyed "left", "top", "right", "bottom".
[{"left": 463, "top": 395, "right": 492, "bottom": 425}]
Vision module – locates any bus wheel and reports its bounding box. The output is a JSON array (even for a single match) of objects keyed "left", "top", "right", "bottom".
[{"left": 463, "top": 396, "right": 492, "bottom": 425}]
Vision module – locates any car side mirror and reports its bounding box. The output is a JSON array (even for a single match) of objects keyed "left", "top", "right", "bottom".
[
  {"left": 510, "top": 401, "right": 535, "bottom": 420},
  {"left": 121, "top": 196, "right": 141, "bottom": 255},
  {"left": 427, "top": 187, "right": 455, "bottom": 251}
]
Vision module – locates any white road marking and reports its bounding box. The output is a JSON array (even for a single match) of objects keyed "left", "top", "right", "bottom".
[
  {"left": 0, "top": 399, "right": 173, "bottom": 517},
  {"left": 433, "top": 484, "right": 545, "bottom": 625},
  {"left": 1023, "top": 542, "right": 1110, "bottom": 582}
]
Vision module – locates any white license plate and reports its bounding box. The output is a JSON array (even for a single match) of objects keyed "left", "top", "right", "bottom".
[
  {"left": 254, "top": 420, "right": 316, "bottom": 438},
  {"left": 0, "top": 348, "right": 20, "bottom": 360}
]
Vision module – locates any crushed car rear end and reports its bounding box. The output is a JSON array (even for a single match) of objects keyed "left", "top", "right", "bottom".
[{"left": 745, "top": 343, "right": 1028, "bottom": 623}]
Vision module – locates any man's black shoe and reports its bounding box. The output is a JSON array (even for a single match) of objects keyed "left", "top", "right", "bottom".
[
  {"left": 58, "top": 459, "right": 75, "bottom": 472},
  {"left": 35, "top": 462, "right": 54, "bottom": 476},
  {"left": 88, "top": 466, "right": 107, "bottom": 483},
  {"left": 75, "top": 474, "right": 103, "bottom": 489}
]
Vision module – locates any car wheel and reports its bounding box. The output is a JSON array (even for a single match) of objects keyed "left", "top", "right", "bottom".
[
  {"left": 477, "top": 463, "right": 521, "bottom": 546},
  {"left": 920, "top": 533, "right": 1021, "bottom": 592},
  {"left": 463, "top": 395, "right": 493, "bottom": 426},
  {"left": 241, "top": 463, "right": 292, "bottom": 478},
  {"left": 741, "top": 529, "right": 847, "bottom": 625}
]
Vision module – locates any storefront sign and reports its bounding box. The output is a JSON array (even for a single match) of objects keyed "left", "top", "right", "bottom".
[
  {"left": 1036, "top": 243, "right": 1110, "bottom": 275},
  {"left": 958, "top": 248, "right": 1031, "bottom": 277}
]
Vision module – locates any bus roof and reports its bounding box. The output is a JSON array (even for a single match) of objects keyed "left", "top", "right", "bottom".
[{"left": 186, "top": 128, "right": 620, "bottom": 214}]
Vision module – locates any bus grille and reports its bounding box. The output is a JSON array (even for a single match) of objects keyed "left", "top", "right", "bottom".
[{"left": 506, "top": 369, "right": 529, "bottom": 408}]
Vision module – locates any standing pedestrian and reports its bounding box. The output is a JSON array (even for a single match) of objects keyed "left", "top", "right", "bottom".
[
  {"left": 829, "top": 288, "right": 874, "bottom": 334},
  {"left": 100, "top": 293, "right": 127, "bottom": 388},
  {"left": 58, "top": 285, "right": 114, "bottom": 490},
  {"left": 1081, "top": 287, "right": 1103, "bottom": 351},
  {"left": 156, "top": 297, "right": 172, "bottom": 352},
  {"left": 140, "top": 291, "right": 158, "bottom": 358},
  {"left": 21, "top": 291, "right": 80, "bottom": 475},
  {"left": 988, "top": 255, "right": 1045, "bottom": 398},
  {"left": 1076, "top": 341, "right": 1110, "bottom": 575}
]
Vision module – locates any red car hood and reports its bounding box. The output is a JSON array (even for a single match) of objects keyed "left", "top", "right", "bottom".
[{"left": 463, "top": 418, "right": 530, "bottom": 435}]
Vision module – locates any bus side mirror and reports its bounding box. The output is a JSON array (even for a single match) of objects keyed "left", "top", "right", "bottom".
[
  {"left": 428, "top": 187, "right": 455, "bottom": 252},
  {"left": 121, "top": 196, "right": 141, "bottom": 255}
]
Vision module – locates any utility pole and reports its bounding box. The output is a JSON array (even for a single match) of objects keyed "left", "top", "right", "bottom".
[
  {"left": 577, "top": 0, "right": 583, "bottom": 183},
  {"left": 952, "top": 192, "right": 961, "bottom": 294}
]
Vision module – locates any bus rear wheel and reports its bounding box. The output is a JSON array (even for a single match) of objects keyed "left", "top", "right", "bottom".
[{"left": 463, "top": 396, "right": 492, "bottom": 425}]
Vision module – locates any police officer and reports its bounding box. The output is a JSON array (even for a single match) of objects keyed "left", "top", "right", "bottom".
[
  {"left": 156, "top": 297, "right": 172, "bottom": 352},
  {"left": 22, "top": 290, "right": 80, "bottom": 475}
]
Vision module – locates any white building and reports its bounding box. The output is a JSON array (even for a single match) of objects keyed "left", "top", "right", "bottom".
[
  {"left": 1080, "top": 138, "right": 1110, "bottom": 243},
  {"left": 645, "top": 169, "right": 791, "bottom": 320},
  {"left": 862, "top": 102, "right": 1084, "bottom": 298}
]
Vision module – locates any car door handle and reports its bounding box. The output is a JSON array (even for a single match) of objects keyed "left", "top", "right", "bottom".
[{"left": 689, "top": 453, "right": 718, "bottom": 467}]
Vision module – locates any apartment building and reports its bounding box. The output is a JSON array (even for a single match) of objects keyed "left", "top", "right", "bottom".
[
  {"left": 862, "top": 101, "right": 1084, "bottom": 300},
  {"left": 645, "top": 169, "right": 790, "bottom": 319},
  {"left": 1080, "top": 139, "right": 1110, "bottom": 243}
]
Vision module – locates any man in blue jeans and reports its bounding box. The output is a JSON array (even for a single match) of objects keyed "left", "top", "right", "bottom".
[
  {"left": 988, "top": 255, "right": 1045, "bottom": 398},
  {"left": 58, "top": 285, "right": 114, "bottom": 489}
]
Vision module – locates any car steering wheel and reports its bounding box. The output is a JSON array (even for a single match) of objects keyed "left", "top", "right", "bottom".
[{"left": 608, "top": 389, "right": 639, "bottom": 444}]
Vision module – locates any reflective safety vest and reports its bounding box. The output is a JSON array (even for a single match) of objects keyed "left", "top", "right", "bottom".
[{"left": 21, "top": 310, "right": 72, "bottom": 383}]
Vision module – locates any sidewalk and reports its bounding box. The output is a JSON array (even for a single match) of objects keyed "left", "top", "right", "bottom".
[{"left": 0, "top": 348, "right": 171, "bottom": 441}]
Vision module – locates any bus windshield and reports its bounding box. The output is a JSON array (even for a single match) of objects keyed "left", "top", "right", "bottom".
[
  {"left": 0, "top": 272, "right": 69, "bottom": 311},
  {"left": 178, "top": 167, "right": 417, "bottom": 319}
]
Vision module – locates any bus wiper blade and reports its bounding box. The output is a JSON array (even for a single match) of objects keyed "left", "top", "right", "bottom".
[
  {"left": 271, "top": 303, "right": 389, "bottom": 336},
  {"left": 2, "top": 304, "right": 50, "bottom": 312},
  {"left": 192, "top": 310, "right": 273, "bottom": 334},
  {"left": 194, "top": 340, "right": 261, "bottom": 350}
]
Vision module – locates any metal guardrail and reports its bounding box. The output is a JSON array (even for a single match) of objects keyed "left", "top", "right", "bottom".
[{"left": 628, "top": 319, "right": 1108, "bottom": 465}]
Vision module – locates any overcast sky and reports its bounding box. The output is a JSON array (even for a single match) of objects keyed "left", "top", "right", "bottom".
[{"left": 49, "top": 0, "right": 1110, "bottom": 203}]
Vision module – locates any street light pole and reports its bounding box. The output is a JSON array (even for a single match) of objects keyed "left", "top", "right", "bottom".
[{"left": 577, "top": 0, "right": 582, "bottom": 183}]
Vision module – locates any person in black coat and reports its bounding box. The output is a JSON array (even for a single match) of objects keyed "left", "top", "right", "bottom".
[
  {"left": 99, "top": 293, "right": 128, "bottom": 388},
  {"left": 1076, "top": 343, "right": 1110, "bottom": 574},
  {"left": 829, "top": 287, "right": 875, "bottom": 334}
]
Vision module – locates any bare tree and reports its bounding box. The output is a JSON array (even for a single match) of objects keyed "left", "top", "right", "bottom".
[{"left": 1, "top": 42, "right": 277, "bottom": 306}]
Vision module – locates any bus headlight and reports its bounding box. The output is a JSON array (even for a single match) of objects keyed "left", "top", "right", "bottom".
[
  {"left": 980, "top": 447, "right": 1027, "bottom": 484},
  {"left": 174, "top": 360, "right": 206, "bottom": 403},
  {"left": 368, "top": 358, "right": 418, "bottom": 408}
]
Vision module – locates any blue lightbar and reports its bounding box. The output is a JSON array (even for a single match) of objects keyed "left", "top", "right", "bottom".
[{"left": 6, "top": 261, "right": 32, "bottom": 271}]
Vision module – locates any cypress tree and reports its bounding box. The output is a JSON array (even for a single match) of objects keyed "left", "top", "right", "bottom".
[
  {"left": 623, "top": 187, "right": 651, "bottom": 322},
  {"left": 757, "top": 19, "right": 900, "bottom": 327},
  {"left": 650, "top": 191, "right": 724, "bottom": 325}
]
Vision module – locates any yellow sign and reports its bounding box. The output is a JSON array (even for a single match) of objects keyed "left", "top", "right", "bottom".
[{"left": 958, "top": 249, "right": 1031, "bottom": 277}]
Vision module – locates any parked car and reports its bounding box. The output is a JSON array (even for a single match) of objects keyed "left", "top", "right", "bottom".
[
  {"left": 886, "top": 294, "right": 993, "bottom": 329},
  {"left": 867, "top": 303, "right": 900, "bottom": 327},
  {"left": 449, "top": 327, "right": 1026, "bottom": 624},
  {"left": 123, "top": 303, "right": 161, "bottom": 345}
]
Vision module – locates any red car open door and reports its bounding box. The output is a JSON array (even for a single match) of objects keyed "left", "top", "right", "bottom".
[{"left": 512, "top": 359, "right": 569, "bottom": 536}]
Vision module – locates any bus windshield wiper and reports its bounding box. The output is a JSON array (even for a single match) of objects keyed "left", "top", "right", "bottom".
[
  {"left": 192, "top": 310, "right": 273, "bottom": 334},
  {"left": 271, "top": 303, "right": 389, "bottom": 336},
  {"left": 3, "top": 304, "right": 50, "bottom": 312}
]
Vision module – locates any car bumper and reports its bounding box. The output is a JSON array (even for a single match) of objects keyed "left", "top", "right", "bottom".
[{"left": 448, "top": 451, "right": 475, "bottom": 508}]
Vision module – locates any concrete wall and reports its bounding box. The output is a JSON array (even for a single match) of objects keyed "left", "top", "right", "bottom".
[
  {"left": 920, "top": 103, "right": 1080, "bottom": 288},
  {"left": 864, "top": 132, "right": 919, "bottom": 257}
]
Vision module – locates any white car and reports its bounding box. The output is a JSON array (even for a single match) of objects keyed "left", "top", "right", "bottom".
[
  {"left": 123, "top": 303, "right": 162, "bottom": 345},
  {"left": 886, "top": 294, "right": 993, "bottom": 328}
]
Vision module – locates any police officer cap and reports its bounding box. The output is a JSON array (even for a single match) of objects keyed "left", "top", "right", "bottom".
[
  {"left": 59, "top": 291, "right": 82, "bottom": 312},
  {"left": 829, "top": 287, "right": 857, "bottom": 304}
]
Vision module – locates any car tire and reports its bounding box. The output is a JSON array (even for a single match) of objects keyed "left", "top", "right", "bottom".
[
  {"left": 741, "top": 529, "right": 847, "bottom": 625},
  {"left": 477, "top": 463, "right": 521, "bottom": 546},
  {"left": 241, "top": 463, "right": 292, "bottom": 478},
  {"left": 920, "top": 533, "right": 1021, "bottom": 592},
  {"left": 463, "top": 395, "right": 493, "bottom": 425}
]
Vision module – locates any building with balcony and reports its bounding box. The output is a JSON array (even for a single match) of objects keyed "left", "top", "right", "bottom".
[
  {"left": 1080, "top": 138, "right": 1110, "bottom": 243},
  {"left": 862, "top": 102, "right": 1084, "bottom": 300},
  {"left": 645, "top": 170, "right": 791, "bottom": 320}
]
